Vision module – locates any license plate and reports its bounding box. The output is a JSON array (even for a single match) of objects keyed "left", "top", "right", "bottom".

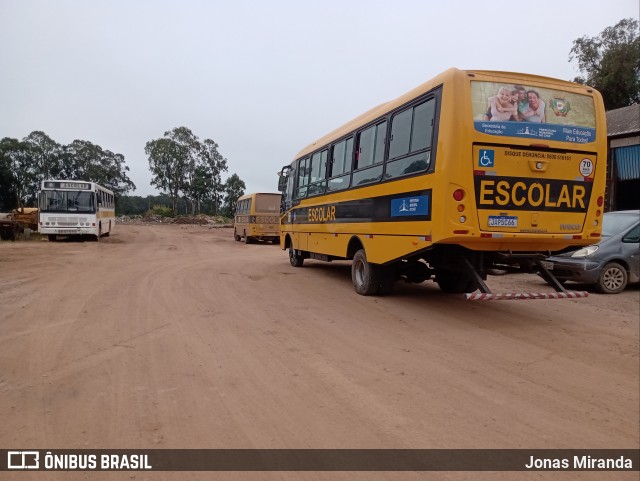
[
  {"left": 488, "top": 216, "right": 518, "bottom": 227},
  {"left": 540, "top": 260, "right": 554, "bottom": 271}
]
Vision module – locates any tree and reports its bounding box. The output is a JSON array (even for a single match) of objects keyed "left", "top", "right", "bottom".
[
  {"left": 199, "top": 138, "right": 228, "bottom": 215},
  {"left": 63, "top": 140, "right": 136, "bottom": 196},
  {"left": 23, "top": 131, "right": 64, "bottom": 199},
  {"left": 0, "top": 137, "right": 33, "bottom": 207},
  {"left": 1, "top": 132, "right": 135, "bottom": 207},
  {"left": 221, "top": 173, "right": 246, "bottom": 217},
  {"left": 146, "top": 127, "right": 230, "bottom": 216},
  {"left": 570, "top": 18, "right": 640, "bottom": 109},
  {"left": 0, "top": 138, "right": 19, "bottom": 209},
  {"left": 146, "top": 136, "right": 188, "bottom": 215}
]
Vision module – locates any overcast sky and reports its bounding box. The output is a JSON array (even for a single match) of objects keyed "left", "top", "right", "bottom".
[{"left": 1, "top": 0, "right": 637, "bottom": 196}]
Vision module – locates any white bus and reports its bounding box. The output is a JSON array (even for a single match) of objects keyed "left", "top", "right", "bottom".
[{"left": 38, "top": 180, "right": 116, "bottom": 241}]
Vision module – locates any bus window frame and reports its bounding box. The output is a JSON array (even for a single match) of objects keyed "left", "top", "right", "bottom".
[
  {"left": 284, "top": 86, "right": 442, "bottom": 205},
  {"left": 351, "top": 120, "right": 387, "bottom": 188},
  {"left": 307, "top": 149, "right": 329, "bottom": 197},
  {"left": 327, "top": 136, "right": 354, "bottom": 193},
  {"left": 384, "top": 95, "right": 438, "bottom": 181}
]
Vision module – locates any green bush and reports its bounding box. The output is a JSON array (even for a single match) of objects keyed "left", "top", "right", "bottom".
[{"left": 148, "top": 205, "right": 174, "bottom": 218}]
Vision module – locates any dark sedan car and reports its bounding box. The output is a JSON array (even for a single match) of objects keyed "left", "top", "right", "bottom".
[{"left": 541, "top": 210, "right": 640, "bottom": 294}]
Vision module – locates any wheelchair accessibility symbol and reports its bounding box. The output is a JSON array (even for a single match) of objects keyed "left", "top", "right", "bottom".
[{"left": 479, "top": 150, "right": 495, "bottom": 167}]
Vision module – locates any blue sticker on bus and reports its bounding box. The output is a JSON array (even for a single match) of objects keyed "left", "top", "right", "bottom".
[
  {"left": 391, "top": 195, "right": 429, "bottom": 217},
  {"left": 474, "top": 121, "right": 595, "bottom": 143},
  {"left": 479, "top": 149, "right": 495, "bottom": 167}
]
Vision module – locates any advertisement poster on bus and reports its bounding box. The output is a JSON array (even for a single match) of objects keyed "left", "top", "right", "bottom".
[{"left": 471, "top": 81, "right": 597, "bottom": 144}]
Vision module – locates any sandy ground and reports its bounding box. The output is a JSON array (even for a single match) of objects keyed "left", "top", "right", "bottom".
[{"left": 0, "top": 223, "right": 638, "bottom": 481}]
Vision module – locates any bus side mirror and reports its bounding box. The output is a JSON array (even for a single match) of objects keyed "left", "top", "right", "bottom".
[
  {"left": 277, "top": 175, "right": 287, "bottom": 192},
  {"left": 277, "top": 165, "right": 291, "bottom": 192}
]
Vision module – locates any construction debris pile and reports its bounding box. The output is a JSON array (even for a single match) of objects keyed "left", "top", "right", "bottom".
[{"left": 117, "top": 214, "right": 232, "bottom": 227}]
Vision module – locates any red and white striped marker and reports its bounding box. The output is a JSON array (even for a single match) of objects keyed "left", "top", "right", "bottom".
[{"left": 465, "top": 291, "right": 589, "bottom": 301}]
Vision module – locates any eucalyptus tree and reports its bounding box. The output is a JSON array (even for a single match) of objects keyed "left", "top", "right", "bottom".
[
  {"left": 146, "top": 127, "right": 230, "bottom": 215},
  {"left": 570, "top": 18, "right": 640, "bottom": 109},
  {"left": 62, "top": 139, "right": 135, "bottom": 196},
  {"left": 221, "top": 173, "right": 246, "bottom": 217}
]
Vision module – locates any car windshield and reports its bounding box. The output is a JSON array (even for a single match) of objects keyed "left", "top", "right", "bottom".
[{"left": 601, "top": 213, "right": 639, "bottom": 236}]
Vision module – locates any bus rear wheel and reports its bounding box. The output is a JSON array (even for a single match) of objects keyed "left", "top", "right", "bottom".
[
  {"left": 48, "top": 234, "right": 57, "bottom": 242},
  {"left": 289, "top": 247, "right": 304, "bottom": 267},
  {"left": 234, "top": 230, "right": 241, "bottom": 241},
  {"left": 352, "top": 249, "right": 383, "bottom": 296}
]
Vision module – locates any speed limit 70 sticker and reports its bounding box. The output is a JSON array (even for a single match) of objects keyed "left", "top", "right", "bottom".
[{"left": 579, "top": 159, "right": 594, "bottom": 177}]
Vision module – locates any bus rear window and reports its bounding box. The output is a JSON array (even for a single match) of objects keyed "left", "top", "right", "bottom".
[
  {"left": 255, "top": 194, "right": 280, "bottom": 213},
  {"left": 471, "top": 81, "right": 596, "bottom": 144}
]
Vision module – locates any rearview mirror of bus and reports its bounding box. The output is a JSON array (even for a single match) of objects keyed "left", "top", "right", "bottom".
[{"left": 277, "top": 174, "right": 287, "bottom": 192}]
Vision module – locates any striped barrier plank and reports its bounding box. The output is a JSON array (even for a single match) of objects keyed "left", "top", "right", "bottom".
[{"left": 465, "top": 291, "right": 589, "bottom": 301}]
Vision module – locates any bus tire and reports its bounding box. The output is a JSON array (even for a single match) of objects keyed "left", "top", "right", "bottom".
[
  {"left": 234, "top": 230, "right": 241, "bottom": 241},
  {"left": 352, "top": 249, "right": 381, "bottom": 296},
  {"left": 436, "top": 270, "right": 475, "bottom": 293},
  {"left": 289, "top": 247, "right": 304, "bottom": 267},
  {"left": 48, "top": 234, "right": 57, "bottom": 242},
  {"left": 105, "top": 221, "right": 111, "bottom": 237},
  {"left": 243, "top": 231, "right": 252, "bottom": 244}
]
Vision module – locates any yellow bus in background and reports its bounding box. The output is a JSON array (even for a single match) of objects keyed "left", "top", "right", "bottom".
[
  {"left": 234, "top": 192, "right": 281, "bottom": 244},
  {"left": 277, "top": 68, "right": 607, "bottom": 299}
]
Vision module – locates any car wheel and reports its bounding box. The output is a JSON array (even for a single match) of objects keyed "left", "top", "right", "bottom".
[{"left": 596, "top": 262, "right": 627, "bottom": 294}]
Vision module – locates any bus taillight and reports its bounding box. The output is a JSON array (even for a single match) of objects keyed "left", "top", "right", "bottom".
[{"left": 453, "top": 189, "right": 465, "bottom": 201}]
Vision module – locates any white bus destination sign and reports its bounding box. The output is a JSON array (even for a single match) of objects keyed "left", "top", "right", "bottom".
[{"left": 44, "top": 181, "right": 92, "bottom": 190}]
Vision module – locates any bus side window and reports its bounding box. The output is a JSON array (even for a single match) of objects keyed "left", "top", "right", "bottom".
[
  {"left": 295, "top": 157, "right": 310, "bottom": 199},
  {"left": 307, "top": 149, "right": 328, "bottom": 197},
  {"left": 386, "top": 99, "right": 434, "bottom": 180},
  {"left": 328, "top": 137, "right": 353, "bottom": 192},
  {"left": 353, "top": 122, "right": 385, "bottom": 186}
]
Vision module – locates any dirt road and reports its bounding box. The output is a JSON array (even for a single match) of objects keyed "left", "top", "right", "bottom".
[{"left": 0, "top": 224, "right": 638, "bottom": 480}]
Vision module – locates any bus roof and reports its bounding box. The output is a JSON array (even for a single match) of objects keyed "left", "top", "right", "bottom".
[
  {"left": 292, "top": 67, "right": 594, "bottom": 161},
  {"left": 237, "top": 192, "right": 281, "bottom": 202}
]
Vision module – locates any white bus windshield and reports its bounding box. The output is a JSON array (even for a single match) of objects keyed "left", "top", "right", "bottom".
[{"left": 40, "top": 190, "right": 95, "bottom": 213}]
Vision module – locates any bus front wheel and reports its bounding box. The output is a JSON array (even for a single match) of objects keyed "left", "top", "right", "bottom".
[
  {"left": 289, "top": 247, "right": 304, "bottom": 267},
  {"left": 48, "top": 234, "right": 57, "bottom": 242},
  {"left": 352, "top": 249, "right": 382, "bottom": 296}
]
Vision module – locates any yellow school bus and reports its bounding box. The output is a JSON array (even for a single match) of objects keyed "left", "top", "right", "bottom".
[
  {"left": 234, "top": 192, "right": 281, "bottom": 244},
  {"left": 277, "top": 68, "right": 607, "bottom": 299}
]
